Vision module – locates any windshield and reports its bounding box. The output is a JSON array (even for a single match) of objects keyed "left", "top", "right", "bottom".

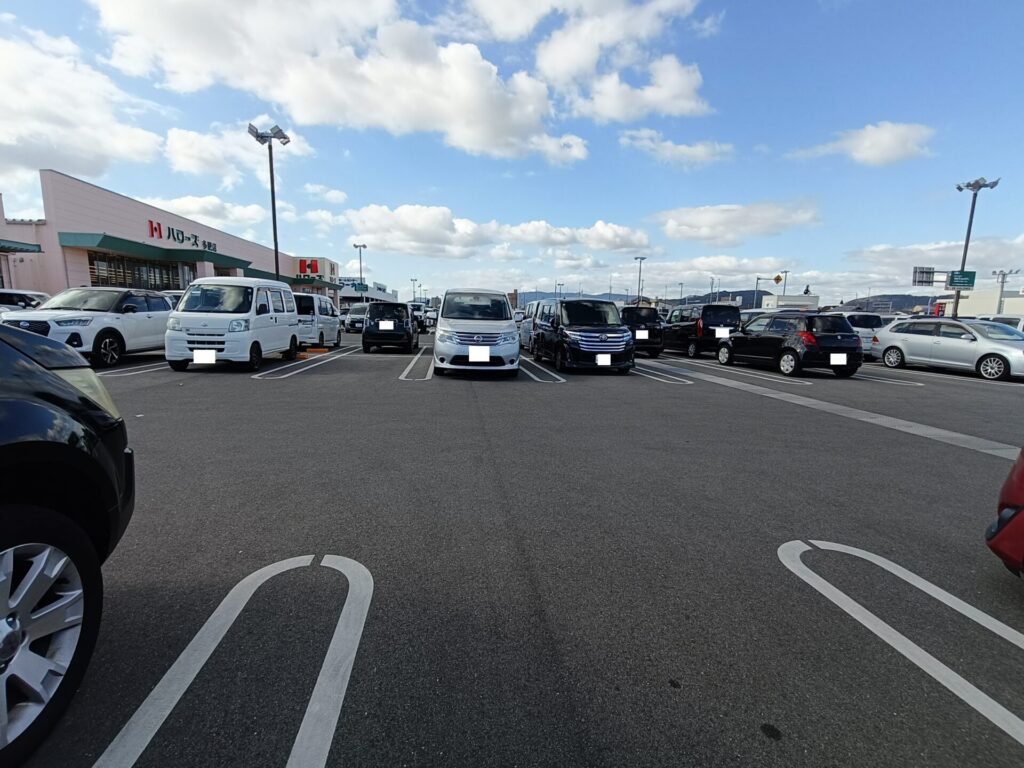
[
  {"left": 810, "top": 316, "right": 855, "bottom": 334},
  {"left": 348, "top": 304, "right": 368, "bottom": 317},
  {"left": 966, "top": 321, "right": 1024, "bottom": 341},
  {"left": 561, "top": 301, "right": 621, "bottom": 325},
  {"left": 621, "top": 307, "right": 660, "bottom": 324},
  {"left": 295, "top": 295, "right": 315, "bottom": 315},
  {"left": 368, "top": 303, "right": 408, "bottom": 320},
  {"left": 40, "top": 288, "right": 120, "bottom": 312},
  {"left": 441, "top": 292, "right": 511, "bottom": 320},
  {"left": 846, "top": 314, "right": 883, "bottom": 329},
  {"left": 179, "top": 285, "right": 253, "bottom": 314},
  {"left": 703, "top": 306, "right": 740, "bottom": 325}
]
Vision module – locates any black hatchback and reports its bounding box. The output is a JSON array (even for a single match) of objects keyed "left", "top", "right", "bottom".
[
  {"left": 0, "top": 324, "right": 134, "bottom": 764},
  {"left": 362, "top": 302, "right": 419, "bottom": 353},
  {"left": 620, "top": 306, "right": 664, "bottom": 358},
  {"left": 717, "top": 312, "right": 863, "bottom": 377}
]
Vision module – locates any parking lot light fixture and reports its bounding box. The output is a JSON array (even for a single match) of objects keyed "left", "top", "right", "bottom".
[
  {"left": 634, "top": 256, "right": 646, "bottom": 305},
  {"left": 557, "top": 282, "right": 564, "bottom": 298},
  {"left": 353, "top": 244, "right": 367, "bottom": 287},
  {"left": 248, "top": 123, "right": 291, "bottom": 280},
  {"left": 952, "top": 177, "right": 999, "bottom": 318},
  {"left": 410, "top": 278, "right": 417, "bottom": 302}
]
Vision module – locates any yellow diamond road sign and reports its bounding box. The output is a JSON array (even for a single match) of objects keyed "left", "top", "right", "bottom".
[{"left": 773, "top": 274, "right": 783, "bottom": 285}]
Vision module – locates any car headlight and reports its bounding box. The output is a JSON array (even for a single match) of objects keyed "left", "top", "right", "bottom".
[
  {"left": 55, "top": 317, "right": 92, "bottom": 326},
  {"left": 228, "top": 319, "right": 250, "bottom": 332},
  {"left": 498, "top": 332, "right": 519, "bottom": 344},
  {"left": 54, "top": 367, "right": 121, "bottom": 418},
  {"left": 437, "top": 330, "right": 459, "bottom": 344},
  {"left": 167, "top": 317, "right": 181, "bottom": 331}
]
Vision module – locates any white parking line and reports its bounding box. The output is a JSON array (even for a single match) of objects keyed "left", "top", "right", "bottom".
[
  {"left": 519, "top": 356, "right": 566, "bottom": 383},
  {"left": 633, "top": 365, "right": 694, "bottom": 384},
  {"left": 865, "top": 365, "right": 1024, "bottom": 388},
  {"left": 657, "top": 358, "right": 814, "bottom": 386},
  {"left": 779, "top": 540, "right": 1024, "bottom": 748},
  {"left": 94, "top": 554, "right": 373, "bottom": 768},
  {"left": 398, "top": 348, "right": 427, "bottom": 380},
  {"left": 252, "top": 346, "right": 360, "bottom": 380},
  {"left": 97, "top": 362, "right": 169, "bottom": 377},
  {"left": 852, "top": 372, "right": 924, "bottom": 386}
]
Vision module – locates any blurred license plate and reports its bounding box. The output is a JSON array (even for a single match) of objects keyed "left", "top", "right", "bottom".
[
  {"left": 469, "top": 346, "right": 490, "bottom": 362},
  {"left": 715, "top": 327, "right": 729, "bottom": 338},
  {"left": 636, "top": 330, "right": 649, "bottom": 340},
  {"left": 596, "top": 353, "right": 611, "bottom": 366},
  {"left": 193, "top": 349, "right": 216, "bottom": 364},
  {"left": 380, "top": 320, "right": 394, "bottom": 330},
  {"left": 830, "top": 353, "right": 848, "bottom": 365}
]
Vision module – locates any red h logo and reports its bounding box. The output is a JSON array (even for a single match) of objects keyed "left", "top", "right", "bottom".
[{"left": 148, "top": 220, "right": 162, "bottom": 239}]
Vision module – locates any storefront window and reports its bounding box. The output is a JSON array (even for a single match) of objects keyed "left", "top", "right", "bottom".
[{"left": 88, "top": 251, "right": 191, "bottom": 290}]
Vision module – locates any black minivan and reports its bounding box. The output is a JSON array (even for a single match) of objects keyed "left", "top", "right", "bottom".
[
  {"left": 664, "top": 303, "right": 742, "bottom": 357},
  {"left": 532, "top": 299, "right": 634, "bottom": 373},
  {"left": 0, "top": 324, "right": 134, "bottom": 764},
  {"left": 362, "top": 302, "right": 419, "bottom": 353},
  {"left": 620, "top": 306, "right": 664, "bottom": 358}
]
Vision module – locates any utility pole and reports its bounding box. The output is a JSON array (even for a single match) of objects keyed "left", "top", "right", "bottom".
[
  {"left": 993, "top": 269, "right": 1021, "bottom": 314},
  {"left": 952, "top": 177, "right": 1000, "bottom": 318},
  {"left": 634, "top": 256, "right": 646, "bottom": 307},
  {"left": 781, "top": 270, "right": 790, "bottom": 296},
  {"left": 353, "top": 243, "right": 367, "bottom": 288}
]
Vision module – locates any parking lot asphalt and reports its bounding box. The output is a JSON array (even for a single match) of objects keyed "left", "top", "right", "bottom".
[{"left": 27, "top": 340, "right": 1024, "bottom": 767}]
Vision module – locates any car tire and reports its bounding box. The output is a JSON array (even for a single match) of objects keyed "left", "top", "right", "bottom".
[
  {"left": 282, "top": 337, "right": 298, "bottom": 361},
  {"left": 167, "top": 359, "right": 190, "bottom": 372},
  {"left": 833, "top": 365, "right": 859, "bottom": 378},
  {"left": 686, "top": 341, "right": 699, "bottom": 358},
  {"left": 0, "top": 505, "right": 103, "bottom": 767},
  {"left": 617, "top": 366, "right": 630, "bottom": 375},
  {"left": 362, "top": 343, "right": 371, "bottom": 353},
  {"left": 403, "top": 339, "right": 413, "bottom": 353},
  {"left": 717, "top": 344, "right": 734, "bottom": 366},
  {"left": 414, "top": 335, "right": 420, "bottom": 351},
  {"left": 434, "top": 364, "right": 447, "bottom": 376},
  {"left": 533, "top": 340, "right": 545, "bottom": 363},
  {"left": 778, "top": 350, "right": 801, "bottom": 376},
  {"left": 648, "top": 350, "right": 661, "bottom": 359},
  {"left": 318, "top": 332, "right": 325, "bottom": 347},
  {"left": 882, "top": 346, "right": 905, "bottom": 368},
  {"left": 91, "top": 331, "right": 124, "bottom": 369},
  {"left": 978, "top": 354, "right": 1010, "bottom": 381},
  {"left": 554, "top": 345, "right": 567, "bottom": 373},
  {"left": 503, "top": 368, "right": 519, "bottom": 378},
  {"left": 246, "top": 342, "right": 263, "bottom": 371},
  {"left": 334, "top": 330, "right": 341, "bottom": 348}
]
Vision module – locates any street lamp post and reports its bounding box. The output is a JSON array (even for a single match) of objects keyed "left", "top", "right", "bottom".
[
  {"left": 781, "top": 270, "right": 790, "bottom": 296},
  {"left": 994, "top": 269, "right": 1021, "bottom": 314},
  {"left": 678, "top": 282, "right": 684, "bottom": 304},
  {"left": 410, "top": 278, "right": 418, "bottom": 303},
  {"left": 353, "top": 244, "right": 367, "bottom": 297},
  {"left": 634, "top": 256, "right": 646, "bottom": 306},
  {"left": 753, "top": 276, "right": 769, "bottom": 309},
  {"left": 952, "top": 177, "right": 1000, "bottom": 318},
  {"left": 248, "top": 123, "right": 291, "bottom": 280},
  {"left": 557, "top": 282, "right": 564, "bottom": 298}
]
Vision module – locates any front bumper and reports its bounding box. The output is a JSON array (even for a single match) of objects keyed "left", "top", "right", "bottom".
[
  {"left": 987, "top": 507, "right": 1024, "bottom": 574},
  {"left": 433, "top": 337, "right": 519, "bottom": 370},
  {"left": 165, "top": 330, "right": 250, "bottom": 362},
  {"left": 566, "top": 346, "right": 634, "bottom": 369},
  {"left": 345, "top": 321, "right": 365, "bottom": 333}
]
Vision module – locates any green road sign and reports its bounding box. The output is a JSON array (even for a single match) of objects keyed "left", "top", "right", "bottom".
[
  {"left": 948, "top": 270, "right": 976, "bottom": 290},
  {"left": 353, "top": 283, "right": 369, "bottom": 292}
]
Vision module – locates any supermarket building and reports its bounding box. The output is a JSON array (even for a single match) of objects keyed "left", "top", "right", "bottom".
[{"left": 0, "top": 170, "right": 398, "bottom": 305}]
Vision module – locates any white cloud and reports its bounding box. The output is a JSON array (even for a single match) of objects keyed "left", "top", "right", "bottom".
[
  {"left": 552, "top": 251, "right": 608, "bottom": 269},
  {"left": 0, "top": 30, "right": 163, "bottom": 213},
  {"left": 619, "top": 129, "right": 733, "bottom": 169},
  {"left": 343, "top": 258, "right": 371, "bottom": 274},
  {"left": 0, "top": 13, "right": 16, "bottom": 23},
  {"left": 491, "top": 243, "right": 524, "bottom": 261},
  {"left": 464, "top": 0, "right": 560, "bottom": 41},
  {"left": 575, "top": 55, "right": 710, "bottom": 122},
  {"left": 164, "top": 118, "right": 314, "bottom": 190},
  {"left": 657, "top": 202, "right": 820, "bottom": 246},
  {"left": 690, "top": 9, "right": 725, "bottom": 38},
  {"left": 789, "top": 121, "right": 935, "bottom": 166},
  {"left": 303, "top": 208, "right": 348, "bottom": 235},
  {"left": 303, "top": 183, "right": 348, "bottom": 204},
  {"left": 138, "top": 195, "right": 267, "bottom": 231}
]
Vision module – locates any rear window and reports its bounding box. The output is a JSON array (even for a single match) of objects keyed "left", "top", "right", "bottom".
[
  {"left": 702, "top": 305, "right": 740, "bottom": 325},
  {"left": 621, "top": 307, "right": 660, "bottom": 323},
  {"left": 348, "top": 304, "right": 368, "bottom": 316},
  {"left": 368, "top": 303, "right": 408, "bottom": 320},
  {"left": 846, "top": 314, "right": 883, "bottom": 329},
  {"left": 295, "top": 295, "right": 315, "bottom": 315},
  {"left": 810, "top": 316, "right": 854, "bottom": 334}
]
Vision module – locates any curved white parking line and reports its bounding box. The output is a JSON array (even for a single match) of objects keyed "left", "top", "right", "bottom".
[
  {"left": 94, "top": 554, "right": 374, "bottom": 768},
  {"left": 633, "top": 365, "right": 694, "bottom": 384},
  {"left": 779, "top": 540, "right": 1024, "bottom": 747},
  {"left": 252, "top": 346, "right": 360, "bottom": 380},
  {"left": 519, "top": 356, "right": 566, "bottom": 383}
]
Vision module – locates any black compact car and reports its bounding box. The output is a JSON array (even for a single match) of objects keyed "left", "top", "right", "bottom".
[
  {"left": 716, "top": 312, "right": 863, "bottom": 377},
  {"left": 362, "top": 302, "right": 420, "bottom": 352},
  {"left": 0, "top": 324, "right": 134, "bottom": 765},
  {"left": 620, "top": 306, "right": 664, "bottom": 358},
  {"left": 664, "top": 303, "right": 742, "bottom": 357},
  {"left": 532, "top": 298, "right": 634, "bottom": 373}
]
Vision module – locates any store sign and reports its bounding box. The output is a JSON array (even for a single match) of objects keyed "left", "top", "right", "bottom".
[
  {"left": 148, "top": 220, "right": 217, "bottom": 252},
  {"left": 298, "top": 258, "right": 320, "bottom": 275}
]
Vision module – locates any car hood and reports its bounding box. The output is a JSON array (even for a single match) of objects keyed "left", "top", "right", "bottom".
[
  {"left": 437, "top": 318, "right": 517, "bottom": 334},
  {"left": 2, "top": 309, "right": 109, "bottom": 322}
]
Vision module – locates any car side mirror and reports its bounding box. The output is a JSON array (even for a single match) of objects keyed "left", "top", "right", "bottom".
[
  {"left": 257, "top": 304, "right": 270, "bottom": 316},
  {"left": 961, "top": 333, "right": 976, "bottom": 341},
  {"left": 16, "top": 301, "right": 26, "bottom": 308},
  {"left": 122, "top": 304, "right": 138, "bottom": 313}
]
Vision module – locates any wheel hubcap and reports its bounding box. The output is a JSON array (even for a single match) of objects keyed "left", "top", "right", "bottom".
[
  {"left": 781, "top": 356, "right": 794, "bottom": 373},
  {"left": 101, "top": 339, "right": 119, "bottom": 363},
  {"left": 982, "top": 358, "right": 1003, "bottom": 378},
  {"left": 885, "top": 350, "right": 899, "bottom": 366},
  {"left": 0, "top": 543, "right": 84, "bottom": 747}
]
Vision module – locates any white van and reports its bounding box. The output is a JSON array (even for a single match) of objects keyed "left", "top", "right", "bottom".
[
  {"left": 165, "top": 276, "right": 300, "bottom": 371},
  {"left": 294, "top": 293, "right": 342, "bottom": 347},
  {"left": 433, "top": 288, "right": 519, "bottom": 376}
]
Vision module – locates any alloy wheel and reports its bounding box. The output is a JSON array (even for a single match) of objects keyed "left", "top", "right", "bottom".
[
  {"left": 98, "top": 337, "right": 121, "bottom": 366},
  {"left": 979, "top": 356, "right": 1007, "bottom": 380}
]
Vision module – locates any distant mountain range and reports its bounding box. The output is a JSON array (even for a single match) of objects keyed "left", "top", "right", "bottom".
[{"left": 514, "top": 290, "right": 953, "bottom": 312}]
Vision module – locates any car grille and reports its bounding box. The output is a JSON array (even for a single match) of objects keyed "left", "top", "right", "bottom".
[
  {"left": 449, "top": 355, "right": 509, "bottom": 366},
  {"left": 575, "top": 331, "right": 630, "bottom": 352},
  {"left": 3, "top": 319, "right": 49, "bottom": 337},
  {"left": 452, "top": 332, "right": 502, "bottom": 345},
  {"left": 186, "top": 331, "right": 226, "bottom": 351}
]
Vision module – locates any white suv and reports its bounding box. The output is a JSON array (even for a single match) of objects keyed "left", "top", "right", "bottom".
[
  {"left": 1, "top": 286, "right": 173, "bottom": 367},
  {"left": 433, "top": 289, "right": 519, "bottom": 376}
]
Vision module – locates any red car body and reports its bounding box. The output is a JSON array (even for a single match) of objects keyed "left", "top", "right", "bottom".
[{"left": 987, "top": 449, "right": 1024, "bottom": 574}]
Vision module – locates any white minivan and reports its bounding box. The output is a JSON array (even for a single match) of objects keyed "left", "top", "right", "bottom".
[
  {"left": 433, "top": 288, "right": 519, "bottom": 376},
  {"left": 295, "top": 293, "right": 342, "bottom": 347},
  {"left": 165, "top": 276, "right": 300, "bottom": 371}
]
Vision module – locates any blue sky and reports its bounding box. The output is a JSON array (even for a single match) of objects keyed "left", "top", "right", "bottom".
[{"left": 2, "top": 0, "right": 1023, "bottom": 302}]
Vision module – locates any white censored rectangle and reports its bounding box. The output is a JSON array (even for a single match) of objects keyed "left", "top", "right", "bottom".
[
  {"left": 636, "top": 330, "right": 649, "bottom": 340},
  {"left": 830, "top": 353, "right": 848, "bottom": 365},
  {"left": 379, "top": 320, "right": 394, "bottom": 330},
  {"left": 193, "top": 349, "right": 216, "bottom": 364},
  {"left": 715, "top": 327, "right": 729, "bottom": 338},
  {"left": 596, "top": 353, "right": 611, "bottom": 366},
  {"left": 469, "top": 346, "right": 490, "bottom": 362}
]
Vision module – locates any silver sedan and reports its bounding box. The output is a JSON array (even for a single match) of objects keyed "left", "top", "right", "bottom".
[{"left": 874, "top": 318, "right": 1024, "bottom": 380}]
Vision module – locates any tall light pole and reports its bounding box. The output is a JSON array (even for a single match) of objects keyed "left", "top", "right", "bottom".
[
  {"left": 410, "top": 278, "right": 418, "bottom": 302},
  {"left": 678, "top": 282, "right": 684, "bottom": 304},
  {"left": 753, "top": 276, "right": 769, "bottom": 309},
  {"left": 634, "top": 256, "right": 646, "bottom": 306},
  {"left": 993, "top": 269, "right": 1021, "bottom": 314},
  {"left": 353, "top": 244, "right": 367, "bottom": 293},
  {"left": 781, "top": 270, "right": 790, "bottom": 296},
  {"left": 248, "top": 123, "right": 291, "bottom": 280},
  {"left": 952, "top": 177, "right": 1000, "bottom": 318},
  {"left": 557, "top": 282, "right": 564, "bottom": 298}
]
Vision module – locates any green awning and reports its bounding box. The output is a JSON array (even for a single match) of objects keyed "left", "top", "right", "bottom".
[
  {"left": 58, "top": 232, "right": 251, "bottom": 270},
  {"left": 243, "top": 268, "right": 338, "bottom": 291},
  {"left": 0, "top": 238, "right": 42, "bottom": 253}
]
